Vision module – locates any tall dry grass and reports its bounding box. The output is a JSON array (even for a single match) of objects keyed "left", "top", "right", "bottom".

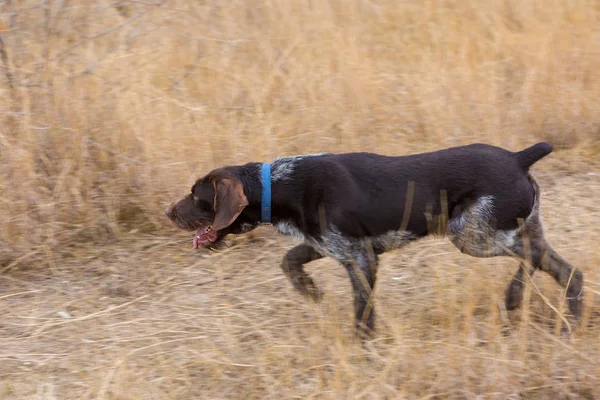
[
  {"left": 0, "top": 2, "right": 599, "bottom": 399},
  {"left": 1, "top": 0, "right": 599, "bottom": 264}
]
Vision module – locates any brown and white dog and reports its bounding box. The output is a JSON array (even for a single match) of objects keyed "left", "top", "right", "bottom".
[{"left": 165, "top": 143, "right": 584, "bottom": 336}]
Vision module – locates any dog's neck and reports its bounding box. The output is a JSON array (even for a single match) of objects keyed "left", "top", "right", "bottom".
[
  {"left": 229, "top": 161, "right": 296, "bottom": 227},
  {"left": 222, "top": 162, "right": 277, "bottom": 224},
  {"left": 260, "top": 163, "right": 272, "bottom": 223}
]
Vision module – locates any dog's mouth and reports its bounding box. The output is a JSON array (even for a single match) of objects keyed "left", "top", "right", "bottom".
[{"left": 193, "top": 225, "right": 218, "bottom": 249}]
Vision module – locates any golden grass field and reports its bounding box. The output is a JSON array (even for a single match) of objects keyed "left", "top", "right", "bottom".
[{"left": 1, "top": 0, "right": 600, "bottom": 398}]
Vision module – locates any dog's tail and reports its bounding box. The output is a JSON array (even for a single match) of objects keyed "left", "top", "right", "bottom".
[{"left": 513, "top": 142, "right": 553, "bottom": 171}]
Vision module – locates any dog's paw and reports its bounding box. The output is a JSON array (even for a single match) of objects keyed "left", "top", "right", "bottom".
[
  {"left": 354, "top": 322, "right": 376, "bottom": 342},
  {"left": 291, "top": 276, "right": 324, "bottom": 303},
  {"left": 305, "top": 286, "right": 324, "bottom": 303}
]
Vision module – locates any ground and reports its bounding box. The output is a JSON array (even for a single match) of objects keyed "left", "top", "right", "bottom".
[
  {"left": 1, "top": 156, "right": 599, "bottom": 400},
  {"left": 1, "top": 0, "right": 599, "bottom": 398}
]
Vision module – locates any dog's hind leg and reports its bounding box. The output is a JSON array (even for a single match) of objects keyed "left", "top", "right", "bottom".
[
  {"left": 505, "top": 262, "right": 537, "bottom": 311},
  {"left": 280, "top": 244, "right": 324, "bottom": 302},
  {"left": 502, "top": 230, "right": 583, "bottom": 319},
  {"left": 525, "top": 239, "right": 584, "bottom": 320},
  {"left": 448, "top": 176, "right": 584, "bottom": 320},
  {"left": 502, "top": 177, "right": 584, "bottom": 320}
]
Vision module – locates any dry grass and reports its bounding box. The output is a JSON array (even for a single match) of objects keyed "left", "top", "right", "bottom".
[{"left": 0, "top": 0, "right": 599, "bottom": 398}]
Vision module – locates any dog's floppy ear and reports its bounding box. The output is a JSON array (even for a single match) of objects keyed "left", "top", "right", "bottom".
[{"left": 210, "top": 177, "right": 249, "bottom": 231}]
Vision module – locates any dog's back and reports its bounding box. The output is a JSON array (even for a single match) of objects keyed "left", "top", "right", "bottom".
[{"left": 283, "top": 143, "right": 552, "bottom": 235}]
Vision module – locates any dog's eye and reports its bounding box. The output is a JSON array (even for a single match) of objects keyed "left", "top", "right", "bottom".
[{"left": 196, "top": 199, "right": 212, "bottom": 211}]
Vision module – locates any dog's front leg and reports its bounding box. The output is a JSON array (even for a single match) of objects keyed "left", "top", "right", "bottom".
[
  {"left": 341, "top": 249, "right": 379, "bottom": 337},
  {"left": 280, "top": 244, "right": 324, "bottom": 302}
]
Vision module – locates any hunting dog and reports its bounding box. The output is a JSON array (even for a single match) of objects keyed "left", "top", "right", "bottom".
[{"left": 165, "top": 142, "right": 584, "bottom": 336}]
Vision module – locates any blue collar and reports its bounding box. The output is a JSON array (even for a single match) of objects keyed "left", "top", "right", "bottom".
[{"left": 260, "top": 163, "right": 272, "bottom": 223}]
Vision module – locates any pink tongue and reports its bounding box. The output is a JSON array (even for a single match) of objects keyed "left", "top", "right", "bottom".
[{"left": 193, "top": 227, "right": 214, "bottom": 249}]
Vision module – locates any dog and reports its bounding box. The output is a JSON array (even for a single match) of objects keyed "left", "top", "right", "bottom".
[{"left": 165, "top": 142, "right": 584, "bottom": 336}]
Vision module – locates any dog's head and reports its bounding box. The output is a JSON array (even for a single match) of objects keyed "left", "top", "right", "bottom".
[{"left": 165, "top": 168, "right": 258, "bottom": 249}]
